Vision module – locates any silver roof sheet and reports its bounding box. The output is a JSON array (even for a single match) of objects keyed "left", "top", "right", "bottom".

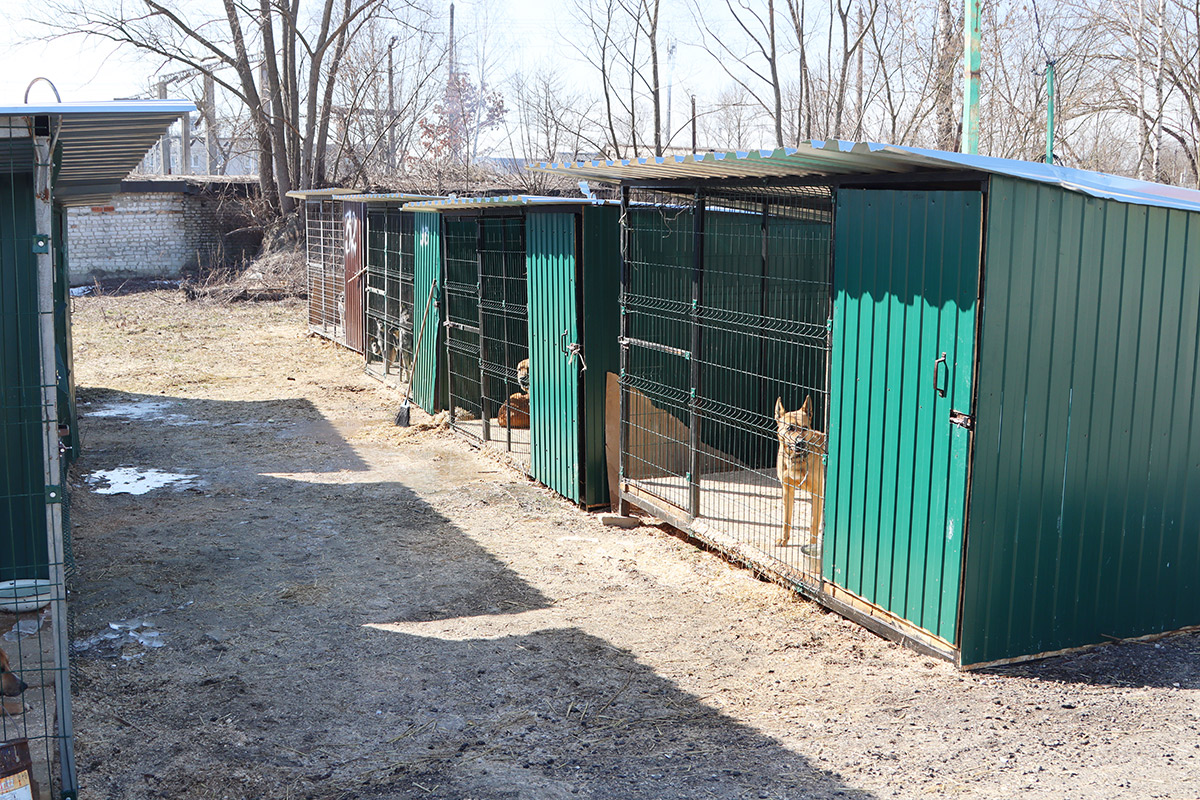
[
  {"left": 286, "top": 188, "right": 361, "bottom": 200},
  {"left": 0, "top": 100, "right": 195, "bottom": 206},
  {"left": 540, "top": 139, "right": 1200, "bottom": 214},
  {"left": 335, "top": 191, "right": 444, "bottom": 204},
  {"left": 402, "top": 194, "right": 614, "bottom": 211}
]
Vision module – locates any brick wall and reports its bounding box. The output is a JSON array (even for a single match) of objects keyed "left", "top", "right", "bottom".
[{"left": 66, "top": 190, "right": 241, "bottom": 283}]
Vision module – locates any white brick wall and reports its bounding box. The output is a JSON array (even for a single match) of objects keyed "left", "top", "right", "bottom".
[{"left": 66, "top": 191, "right": 227, "bottom": 282}]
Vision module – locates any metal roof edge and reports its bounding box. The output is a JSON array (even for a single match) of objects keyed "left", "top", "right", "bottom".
[
  {"left": 401, "top": 194, "right": 614, "bottom": 211},
  {"left": 0, "top": 100, "right": 196, "bottom": 116},
  {"left": 535, "top": 139, "right": 1200, "bottom": 214}
]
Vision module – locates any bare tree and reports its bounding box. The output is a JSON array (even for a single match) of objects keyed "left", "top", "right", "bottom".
[{"left": 38, "top": 0, "right": 429, "bottom": 214}]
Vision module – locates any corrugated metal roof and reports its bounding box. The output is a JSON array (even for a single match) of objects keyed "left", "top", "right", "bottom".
[
  {"left": 0, "top": 100, "right": 195, "bottom": 206},
  {"left": 540, "top": 139, "right": 1200, "bottom": 214},
  {"left": 402, "top": 194, "right": 615, "bottom": 211},
  {"left": 335, "top": 191, "right": 444, "bottom": 204},
  {"left": 285, "top": 188, "right": 360, "bottom": 200}
]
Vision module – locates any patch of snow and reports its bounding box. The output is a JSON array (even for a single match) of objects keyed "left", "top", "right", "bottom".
[{"left": 86, "top": 467, "right": 198, "bottom": 495}]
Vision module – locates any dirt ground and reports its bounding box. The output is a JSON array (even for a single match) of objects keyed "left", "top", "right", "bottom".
[{"left": 60, "top": 292, "right": 1199, "bottom": 799}]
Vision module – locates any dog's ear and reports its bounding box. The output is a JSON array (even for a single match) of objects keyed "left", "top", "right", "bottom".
[
  {"left": 800, "top": 396, "right": 812, "bottom": 416},
  {"left": 775, "top": 397, "right": 784, "bottom": 420}
]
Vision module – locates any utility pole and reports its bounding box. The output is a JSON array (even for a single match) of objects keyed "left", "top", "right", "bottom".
[
  {"left": 665, "top": 41, "right": 676, "bottom": 148},
  {"left": 960, "top": 0, "right": 981, "bottom": 154},
  {"left": 691, "top": 95, "right": 697, "bottom": 155},
  {"left": 1044, "top": 60, "right": 1056, "bottom": 164},
  {"left": 387, "top": 37, "right": 396, "bottom": 169}
]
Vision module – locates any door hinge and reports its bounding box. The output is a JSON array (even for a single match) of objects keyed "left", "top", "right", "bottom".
[{"left": 949, "top": 410, "right": 974, "bottom": 430}]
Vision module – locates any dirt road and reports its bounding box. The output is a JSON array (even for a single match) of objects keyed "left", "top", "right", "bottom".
[{"left": 64, "top": 292, "right": 1199, "bottom": 799}]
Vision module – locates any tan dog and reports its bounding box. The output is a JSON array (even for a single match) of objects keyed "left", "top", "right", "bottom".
[
  {"left": 1, "top": 645, "right": 28, "bottom": 715},
  {"left": 497, "top": 359, "right": 531, "bottom": 428},
  {"left": 775, "top": 396, "right": 826, "bottom": 553}
]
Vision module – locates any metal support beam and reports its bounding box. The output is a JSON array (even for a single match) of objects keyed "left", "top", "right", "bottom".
[
  {"left": 689, "top": 191, "right": 705, "bottom": 520},
  {"left": 157, "top": 82, "right": 172, "bottom": 173},
  {"left": 618, "top": 186, "right": 632, "bottom": 516},
  {"left": 33, "top": 132, "right": 78, "bottom": 799}
]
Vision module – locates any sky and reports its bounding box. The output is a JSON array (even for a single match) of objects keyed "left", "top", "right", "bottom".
[
  {"left": 0, "top": 0, "right": 709, "bottom": 113},
  {"left": 0, "top": 0, "right": 589, "bottom": 106},
  {"left": 0, "top": 8, "right": 156, "bottom": 105}
]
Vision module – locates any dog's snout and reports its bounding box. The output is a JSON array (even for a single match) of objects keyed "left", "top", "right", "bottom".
[{"left": 18, "top": 679, "right": 27, "bottom": 693}]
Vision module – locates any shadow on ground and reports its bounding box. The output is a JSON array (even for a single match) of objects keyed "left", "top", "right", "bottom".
[{"left": 68, "top": 389, "right": 874, "bottom": 800}]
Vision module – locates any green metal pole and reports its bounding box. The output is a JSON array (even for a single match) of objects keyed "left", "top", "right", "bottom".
[
  {"left": 1045, "top": 60, "right": 1056, "bottom": 164},
  {"left": 961, "top": 0, "right": 981, "bottom": 154}
]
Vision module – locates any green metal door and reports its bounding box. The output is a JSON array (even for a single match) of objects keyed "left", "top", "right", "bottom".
[
  {"left": 527, "top": 212, "right": 581, "bottom": 502},
  {"left": 826, "top": 189, "right": 981, "bottom": 645},
  {"left": 410, "top": 211, "right": 441, "bottom": 413}
]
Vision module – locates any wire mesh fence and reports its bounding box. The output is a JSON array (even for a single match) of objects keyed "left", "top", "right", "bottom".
[
  {"left": 364, "top": 208, "right": 415, "bottom": 391},
  {"left": 445, "top": 216, "right": 532, "bottom": 468},
  {"left": 304, "top": 198, "right": 345, "bottom": 341},
  {"left": 1, "top": 113, "right": 78, "bottom": 797},
  {"left": 621, "top": 186, "right": 833, "bottom": 583}
]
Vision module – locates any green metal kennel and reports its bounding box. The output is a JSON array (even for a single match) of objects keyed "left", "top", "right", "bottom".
[
  {"left": 404, "top": 197, "right": 621, "bottom": 508},
  {"left": 545, "top": 141, "right": 1200, "bottom": 666},
  {"left": 0, "top": 98, "right": 193, "bottom": 799}
]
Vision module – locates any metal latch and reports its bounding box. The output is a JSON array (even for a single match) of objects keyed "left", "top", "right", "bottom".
[{"left": 949, "top": 410, "right": 974, "bottom": 430}]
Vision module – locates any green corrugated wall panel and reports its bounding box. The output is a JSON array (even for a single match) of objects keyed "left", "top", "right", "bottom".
[
  {"left": 827, "top": 189, "right": 979, "bottom": 644},
  {"left": 961, "top": 177, "right": 1200, "bottom": 665},
  {"left": 410, "top": 211, "right": 442, "bottom": 413},
  {"left": 527, "top": 212, "right": 580, "bottom": 502},
  {"left": 0, "top": 170, "right": 49, "bottom": 581},
  {"left": 580, "top": 206, "right": 621, "bottom": 508}
]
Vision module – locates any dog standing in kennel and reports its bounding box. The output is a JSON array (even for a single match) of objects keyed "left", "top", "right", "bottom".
[{"left": 775, "top": 396, "right": 826, "bottom": 555}]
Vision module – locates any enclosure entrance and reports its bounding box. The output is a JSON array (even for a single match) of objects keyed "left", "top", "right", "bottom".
[
  {"left": 445, "top": 215, "right": 532, "bottom": 471},
  {"left": 364, "top": 208, "right": 415, "bottom": 391},
  {"left": 620, "top": 187, "right": 832, "bottom": 586},
  {"left": 304, "top": 198, "right": 345, "bottom": 341}
]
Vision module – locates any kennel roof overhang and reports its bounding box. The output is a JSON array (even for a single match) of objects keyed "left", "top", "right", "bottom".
[
  {"left": 0, "top": 100, "right": 196, "bottom": 206},
  {"left": 335, "top": 191, "right": 443, "bottom": 205},
  {"left": 538, "top": 139, "right": 1200, "bottom": 214},
  {"left": 402, "top": 195, "right": 618, "bottom": 212},
  {"left": 286, "top": 188, "right": 361, "bottom": 201}
]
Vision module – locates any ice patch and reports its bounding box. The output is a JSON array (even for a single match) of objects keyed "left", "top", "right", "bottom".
[
  {"left": 75, "top": 617, "right": 165, "bottom": 654},
  {"left": 86, "top": 399, "right": 206, "bottom": 426},
  {"left": 87, "top": 399, "right": 172, "bottom": 420},
  {"left": 86, "top": 467, "right": 198, "bottom": 495}
]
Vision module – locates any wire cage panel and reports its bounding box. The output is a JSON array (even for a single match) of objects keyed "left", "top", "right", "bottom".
[
  {"left": 444, "top": 215, "right": 532, "bottom": 466},
  {"left": 621, "top": 187, "right": 833, "bottom": 584},
  {"left": 364, "top": 208, "right": 415, "bottom": 391},
  {"left": 305, "top": 199, "right": 345, "bottom": 342}
]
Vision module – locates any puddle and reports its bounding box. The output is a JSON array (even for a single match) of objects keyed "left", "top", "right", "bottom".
[{"left": 86, "top": 467, "right": 198, "bottom": 495}]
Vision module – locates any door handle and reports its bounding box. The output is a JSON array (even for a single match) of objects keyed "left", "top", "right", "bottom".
[
  {"left": 933, "top": 352, "right": 948, "bottom": 398},
  {"left": 559, "top": 328, "right": 569, "bottom": 354}
]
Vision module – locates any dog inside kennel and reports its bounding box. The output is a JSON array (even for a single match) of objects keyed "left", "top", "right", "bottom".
[
  {"left": 443, "top": 214, "right": 533, "bottom": 469},
  {"left": 619, "top": 186, "right": 832, "bottom": 584}
]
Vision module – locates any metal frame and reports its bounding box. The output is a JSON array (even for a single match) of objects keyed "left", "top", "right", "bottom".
[
  {"left": 304, "top": 198, "right": 346, "bottom": 342},
  {"left": 618, "top": 184, "right": 835, "bottom": 592},
  {"left": 363, "top": 207, "right": 416, "bottom": 391}
]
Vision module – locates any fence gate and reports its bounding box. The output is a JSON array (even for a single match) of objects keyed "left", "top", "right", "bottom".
[
  {"left": 527, "top": 212, "right": 581, "bottom": 502},
  {"left": 826, "top": 188, "right": 981, "bottom": 644}
]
